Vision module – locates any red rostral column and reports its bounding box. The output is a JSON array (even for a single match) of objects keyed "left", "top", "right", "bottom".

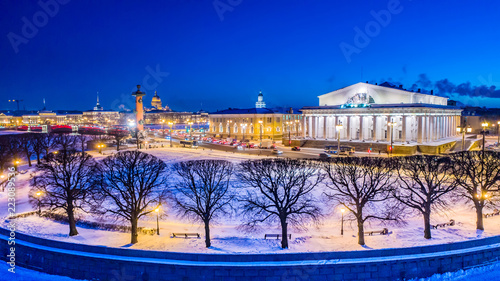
[{"left": 132, "top": 85, "right": 146, "bottom": 131}]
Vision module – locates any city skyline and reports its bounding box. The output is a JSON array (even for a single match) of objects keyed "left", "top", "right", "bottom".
[{"left": 2, "top": 1, "right": 500, "bottom": 112}]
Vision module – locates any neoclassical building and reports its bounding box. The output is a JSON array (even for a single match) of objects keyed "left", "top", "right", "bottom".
[{"left": 301, "top": 82, "right": 462, "bottom": 144}]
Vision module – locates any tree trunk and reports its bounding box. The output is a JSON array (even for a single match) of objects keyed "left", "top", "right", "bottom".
[
  {"left": 475, "top": 202, "right": 484, "bottom": 230},
  {"left": 36, "top": 151, "right": 41, "bottom": 164},
  {"left": 423, "top": 209, "right": 432, "bottom": 239},
  {"left": 116, "top": 139, "right": 120, "bottom": 151},
  {"left": 67, "top": 203, "right": 79, "bottom": 236},
  {"left": 130, "top": 217, "right": 139, "bottom": 244},
  {"left": 204, "top": 220, "right": 211, "bottom": 248},
  {"left": 281, "top": 218, "right": 288, "bottom": 249},
  {"left": 26, "top": 152, "right": 32, "bottom": 167},
  {"left": 357, "top": 217, "right": 365, "bottom": 245}
]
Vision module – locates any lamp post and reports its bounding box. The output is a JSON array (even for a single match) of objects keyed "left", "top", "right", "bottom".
[
  {"left": 241, "top": 123, "right": 247, "bottom": 142},
  {"left": 0, "top": 175, "right": 4, "bottom": 192},
  {"left": 497, "top": 121, "right": 500, "bottom": 146},
  {"left": 35, "top": 191, "right": 43, "bottom": 216},
  {"left": 14, "top": 160, "right": 20, "bottom": 172},
  {"left": 295, "top": 119, "right": 299, "bottom": 138},
  {"left": 97, "top": 144, "right": 103, "bottom": 154},
  {"left": 456, "top": 125, "right": 472, "bottom": 151},
  {"left": 168, "top": 121, "right": 174, "bottom": 147},
  {"left": 161, "top": 120, "right": 165, "bottom": 138},
  {"left": 187, "top": 121, "right": 194, "bottom": 139},
  {"left": 258, "top": 120, "right": 263, "bottom": 147},
  {"left": 481, "top": 122, "right": 488, "bottom": 155},
  {"left": 145, "top": 141, "right": 148, "bottom": 150},
  {"left": 227, "top": 120, "right": 232, "bottom": 139},
  {"left": 154, "top": 206, "right": 160, "bottom": 235},
  {"left": 335, "top": 122, "right": 343, "bottom": 156},
  {"left": 286, "top": 121, "right": 292, "bottom": 146},
  {"left": 340, "top": 208, "right": 345, "bottom": 236},
  {"left": 387, "top": 120, "right": 396, "bottom": 156}
]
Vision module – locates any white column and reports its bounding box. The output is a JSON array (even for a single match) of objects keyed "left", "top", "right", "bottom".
[
  {"left": 402, "top": 116, "right": 407, "bottom": 142},
  {"left": 386, "top": 115, "right": 391, "bottom": 142},
  {"left": 311, "top": 116, "right": 316, "bottom": 138},
  {"left": 303, "top": 117, "right": 307, "bottom": 137},
  {"left": 417, "top": 116, "right": 423, "bottom": 143},
  {"left": 372, "top": 116, "right": 377, "bottom": 141},
  {"left": 323, "top": 116, "right": 327, "bottom": 139},
  {"left": 346, "top": 116, "right": 351, "bottom": 140},
  {"left": 359, "top": 116, "right": 364, "bottom": 140}
]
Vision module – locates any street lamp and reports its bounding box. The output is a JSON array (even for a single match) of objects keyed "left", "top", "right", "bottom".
[
  {"left": 295, "top": 119, "right": 300, "bottom": 138},
  {"left": 258, "top": 120, "right": 263, "bottom": 147},
  {"left": 161, "top": 120, "right": 165, "bottom": 138},
  {"left": 154, "top": 205, "right": 160, "bottom": 235},
  {"left": 188, "top": 121, "right": 194, "bottom": 139},
  {"left": 35, "top": 191, "right": 43, "bottom": 216},
  {"left": 481, "top": 122, "right": 489, "bottom": 154},
  {"left": 497, "top": 121, "right": 500, "bottom": 146},
  {"left": 241, "top": 123, "right": 247, "bottom": 142},
  {"left": 227, "top": 120, "right": 232, "bottom": 139},
  {"left": 14, "top": 160, "right": 20, "bottom": 172},
  {"left": 340, "top": 208, "right": 345, "bottom": 236},
  {"left": 456, "top": 124, "right": 472, "bottom": 151},
  {"left": 97, "top": 144, "right": 103, "bottom": 154},
  {"left": 387, "top": 120, "right": 396, "bottom": 156},
  {"left": 286, "top": 121, "right": 292, "bottom": 146},
  {"left": 335, "top": 122, "right": 343, "bottom": 156},
  {"left": 168, "top": 121, "right": 175, "bottom": 147},
  {"left": 145, "top": 141, "right": 148, "bottom": 150}
]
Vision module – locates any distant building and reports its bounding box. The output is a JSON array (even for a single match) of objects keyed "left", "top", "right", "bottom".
[
  {"left": 255, "top": 91, "right": 266, "bottom": 108},
  {"left": 209, "top": 107, "right": 302, "bottom": 141},
  {"left": 151, "top": 91, "right": 163, "bottom": 110}
]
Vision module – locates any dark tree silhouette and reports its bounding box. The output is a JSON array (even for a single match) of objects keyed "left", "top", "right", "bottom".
[
  {"left": 39, "top": 133, "right": 58, "bottom": 156},
  {"left": 323, "top": 157, "right": 401, "bottom": 245},
  {"left": 32, "top": 134, "right": 45, "bottom": 165},
  {"left": 54, "top": 133, "right": 78, "bottom": 153},
  {"left": 238, "top": 158, "right": 324, "bottom": 249},
  {"left": 107, "top": 129, "right": 130, "bottom": 151},
  {"left": 172, "top": 160, "right": 235, "bottom": 248},
  {"left": 2, "top": 135, "right": 23, "bottom": 170},
  {"left": 75, "top": 133, "right": 89, "bottom": 155},
  {"left": 30, "top": 150, "right": 99, "bottom": 236},
  {"left": 0, "top": 136, "right": 12, "bottom": 170},
  {"left": 393, "top": 155, "right": 457, "bottom": 239},
  {"left": 18, "top": 133, "right": 35, "bottom": 167},
  {"left": 449, "top": 151, "right": 500, "bottom": 230},
  {"left": 98, "top": 151, "right": 167, "bottom": 244}
]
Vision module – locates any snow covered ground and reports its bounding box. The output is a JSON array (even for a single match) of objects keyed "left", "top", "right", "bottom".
[{"left": 1, "top": 147, "right": 500, "bottom": 255}]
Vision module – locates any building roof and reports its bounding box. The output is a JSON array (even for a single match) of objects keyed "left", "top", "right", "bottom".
[
  {"left": 211, "top": 107, "right": 301, "bottom": 115},
  {"left": 302, "top": 103, "right": 461, "bottom": 110}
]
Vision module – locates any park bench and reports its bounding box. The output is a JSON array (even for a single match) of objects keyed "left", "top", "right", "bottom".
[
  {"left": 264, "top": 234, "right": 292, "bottom": 240},
  {"left": 365, "top": 228, "right": 389, "bottom": 236},
  {"left": 484, "top": 209, "right": 500, "bottom": 218},
  {"left": 172, "top": 233, "right": 200, "bottom": 239},
  {"left": 431, "top": 219, "right": 455, "bottom": 229},
  {"left": 140, "top": 228, "right": 157, "bottom": 235}
]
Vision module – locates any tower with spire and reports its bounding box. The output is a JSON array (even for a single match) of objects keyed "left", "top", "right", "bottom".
[
  {"left": 94, "top": 92, "right": 103, "bottom": 111},
  {"left": 255, "top": 90, "right": 266, "bottom": 108}
]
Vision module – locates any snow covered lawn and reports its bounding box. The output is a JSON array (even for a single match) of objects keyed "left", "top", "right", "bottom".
[{"left": 1, "top": 147, "right": 500, "bottom": 254}]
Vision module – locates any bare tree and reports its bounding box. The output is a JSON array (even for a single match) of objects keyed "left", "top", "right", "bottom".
[
  {"left": 30, "top": 150, "right": 99, "bottom": 236},
  {"left": 98, "top": 151, "right": 167, "bottom": 244},
  {"left": 323, "top": 157, "right": 401, "bottom": 245},
  {"left": 75, "top": 133, "right": 89, "bottom": 155},
  {"left": 32, "top": 134, "right": 45, "bottom": 165},
  {"left": 107, "top": 129, "right": 130, "bottom": 151},
  {"left": 393, "top": 155, "right": 457, "bottom": 239},
  {"left": 449, "top": 151, "right": 500, "bottom": 230},
  {"left": 18, "top": 133, "right": 35, "bottom": 167},
  {"left": 0, "top": 136, "right": 12, "bottom": 170},
  {"left": 238, "top": 158, "right": 324, "bottom": 249},
  {"left": 54, "top": 133, "right": 78, "bottom": 152},
  {"left": 39, "top": 133, "right": 58, "bottom": 156},
  {"left": 2, "top": 135, "right": 23, "bottom": 170},
  {"left": 172, "top": 160, "right": 235, "bottom": 248}
]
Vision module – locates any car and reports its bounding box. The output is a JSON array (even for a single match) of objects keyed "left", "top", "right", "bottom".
[
  {"left": 236, "top": 145, "right": 244, "bottom": 150},
  {"left": 272, "top": 149, "right": 283, "bottom": 155},
  {"left": 319, "top": 153, "right": 331, "bottom": 160},
  {"left": 247, "top": 143, "right": 255, "bottom": 148},
  {"left": 291, "top": 146, "right": 301, "bottom": 151}
]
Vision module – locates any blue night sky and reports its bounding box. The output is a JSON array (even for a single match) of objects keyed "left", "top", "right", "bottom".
[{"left": 2, "top": 0, "right": 500, "bottom": 112}]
